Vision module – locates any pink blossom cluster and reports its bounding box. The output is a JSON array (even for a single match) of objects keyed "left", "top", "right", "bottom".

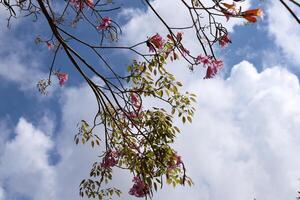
[
  {"left": 168, "top": 152, "right": 183, "bottom": 170},
  {"left": 196, "top": 55, "right": 223, "bottom": 79},
  {"left": 126, "top": 93, "right": 142, "bottom": 127},
  {"left": 130, "top": 93, "right": 141, "bottom": 109},
  {"left": 97, "top": 17, "right": 112, "bottom": 30},
  {"left": 176, "top": 32, "right": 183, "bottom": 42},
  {"left": 175, "top": 32, "right": 190, "bottom": 55},
  {"left": 128, "top": 176, "right": 149, "bottom": 197},
  {"left": 69, "top": 0, "right": 93, "bottom": 10},
  {"left": 55, "top": 72, "right": 69, "bottom": 86},
  {"left": 218, "top": 34, "right": 231, "bottom": 48},
  {"left": 175, "top": 154, "right": 182, "bottom": 166},
  {"left": 101, "top": 150, "right": 119, "bottom": 168},
  {"left": 127, "top": 111, "right": 139, "bottom": 119},
  {"left": 147, "top": 33, "right": 164, "bottom": 52}
]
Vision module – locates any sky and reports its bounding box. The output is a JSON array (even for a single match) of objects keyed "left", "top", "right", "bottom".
[{"left": 0, "top": 0, "right": 300, "bottom": 200}]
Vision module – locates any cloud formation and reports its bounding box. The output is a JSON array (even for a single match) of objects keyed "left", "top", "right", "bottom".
[
  {"left": 2, "top": 60, "right": 300, "bottom": 200},
  {"left": 0, "top": 7, "right": 47, "bottom": 91},
  {"left": 267, "top": 1, "right": 300, "bottom": 66},
  {"left": 0, "top": 118, "right": 55, "bottom": 200},
  {"left": 160, "top": 61, "right": 300, "bottom": 200}
]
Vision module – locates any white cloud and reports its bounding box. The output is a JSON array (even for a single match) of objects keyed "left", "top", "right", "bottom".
[
  {"left": 0, "top": 118, "right": 56, "bottom": 200},
  {"left": 36, "top": 112, "right": 56, "bottom": 137},
  {"left": 53, "top": 60, "right": 300, "bottom": 200},
  {"left": 53, "top": 83, "right": 101, "bottom": 199},
  {"left": 0, "top": 6, "right": 11, "bottom": 36},
  {"left": 0, "top": 6, "right": 49, "bottom": 92},
  {"left": 0, "top": 187, "right": 5, "bottom": 200},
  {"left": 0, "top": 119, "right": 10, "bottom": 200},
  {"left": 267, "top": 1, "right": 300, "bottom": 66},
  {"left": 0, "top": 51, "right": 47, "bottom": 90},
  {"left": 0, "top": 119, "right": 11, "bottom": 154},
  {"left": 154, "top": 60, "right": 300, "bottom": 200},
  {"left": 1, "top": 60, "right": 300, "bottom": 200},
  {"left": 22, "top": 0, "right": 300, "bottom": 198}
]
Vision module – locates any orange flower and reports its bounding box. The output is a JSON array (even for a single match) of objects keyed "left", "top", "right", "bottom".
[
  {"left": 242, "top": 8, "right": 263, "bottom": 23},
  {"left": 243, "top": 8, "right": 263, "bottom": 16}
]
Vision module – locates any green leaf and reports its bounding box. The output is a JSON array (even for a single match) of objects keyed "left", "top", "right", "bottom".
[
  {"left": 173, "top": 85, "right": 178, "bottom": 92},
  {"left": 154, "top": 182, "right": 157, "bottom": 191},
  {"left": 187, "top": 116, "right": 192, "bottom": 123},
  {"left": 176, "top": 81, "right": 183, "bottom": 86},
  {"left": 127, "top": 65, "right": 132, "bottom": 72},
  {"left": 174, "top": 126, "right": 180, "bottom": 133},
  {"left": 182, "top": 116, "right": 186, "bottom": 124},
  {"left": 190, "top": 97, "right": 196, "bottom": 102},
  {"left": 157, "top": 90, "right": 163, "bottom": 97},
  {"left": 171, "top": 108, "right": 176, "bottom": 115}
]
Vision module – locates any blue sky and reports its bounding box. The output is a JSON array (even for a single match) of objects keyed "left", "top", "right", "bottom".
[{"left": 1, "top": 0, "right": 300, "bottom": 200}]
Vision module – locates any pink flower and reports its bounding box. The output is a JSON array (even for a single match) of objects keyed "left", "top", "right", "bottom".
[
  {"left": 69, "top": 0, "right": 93, "bottom": 10},
  {"left": 101, "top": 150, "right": 119, "bottom": 168},
  {"left": 86, "top": 0, "right": 94, "bottom": 8},
  {"left": 204, "top": 59, "right": 223, "bottom": 79},
  {"left": 69, "top": 0, "right": 84, "bottom": 10},
  {"left": 196, "top": 54, "right": 211, "bottom": 65},
  {"left": 147, "top": 33, "right": 164, "bottom": 52},
  {"left": 168, "top": 152, "right": 183, "bottom": 170},
  {"left": 176, "top": 155, "right": 182, "bottom": 165},
  {"left": 204, "top": 66, "right": 214, "bottom": 79},
  {"left": 130, "top": 93, "right": 141, "bottom": 109},
  {"left": 196, "top": 55, "right": 223, "bottom": 79},
  {"left": 176, "top": 32, "right": 183, "bottom": 42},
  {"left": 97, "top": 17, "right": 112, "bottom": 30},
  {"left": 46, "top": 41, "right": 54, "bottom": 50},
  {"left": 128, "top": 111, "right": 139, "bottom": 119},
  {"left": 55, "top": 72, "right": 68, "bottom": 86},
  {"left": 219, "top": 34, "right": 231, "bottom": 48},
  {"left": 212, "top": 59, "right": 223, "bottom": 69},
  {"left": 129, "top": 176, "right": 149, "bottom": 198}
]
